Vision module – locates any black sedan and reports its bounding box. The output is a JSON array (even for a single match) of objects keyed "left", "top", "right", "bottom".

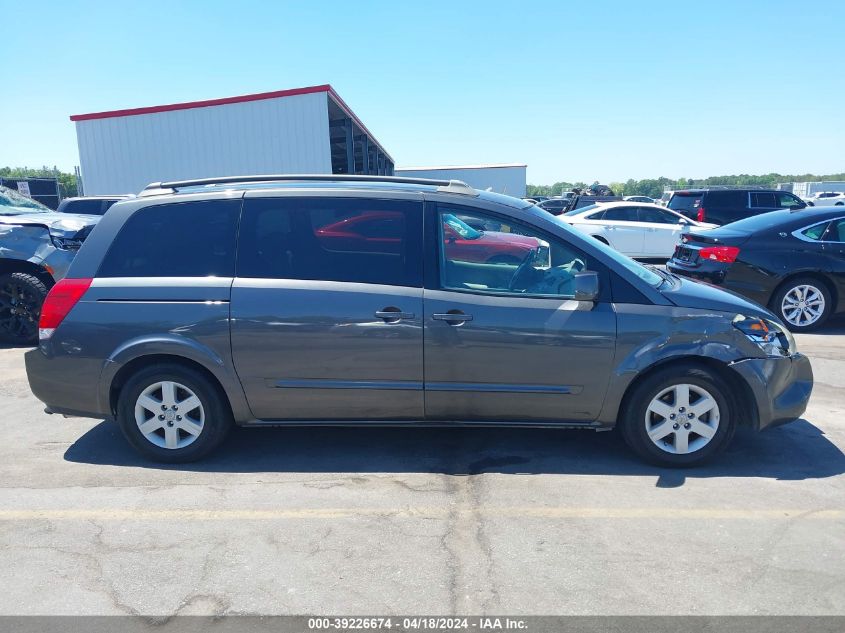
[{"left": 667, "top": 206, "right": 845, "bottom": 331}]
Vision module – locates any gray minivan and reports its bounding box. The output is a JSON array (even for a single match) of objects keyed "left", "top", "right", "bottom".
[{"left": 25, "top": 175, "right": 813, "bottom": 466}]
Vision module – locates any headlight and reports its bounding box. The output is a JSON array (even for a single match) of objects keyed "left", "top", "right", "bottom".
[
  {"left": 732, "top": 315, "right": 795, "bottom": 357},
  {"left": 50, "top": 236, "right": 84, "bottom": 251}
]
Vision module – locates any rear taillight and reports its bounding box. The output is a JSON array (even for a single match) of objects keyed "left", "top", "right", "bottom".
[
  {"left": 696, "top": 207, "right": 706, "bottom": 222},
  {"left": 39, "top": 278, "right": 92, "bottom": 340},
  {"left": 698, "top": 246, "right": 740, "bottom": 263}
]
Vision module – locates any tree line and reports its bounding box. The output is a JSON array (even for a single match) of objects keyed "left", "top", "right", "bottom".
[
  {"left": 0, "top": 166, "right": 78, "bottom": 198},
  {"left": 527, "top": 172, "right": 845, "bottom": 199}
]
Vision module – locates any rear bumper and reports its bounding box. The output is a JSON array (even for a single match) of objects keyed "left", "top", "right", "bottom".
[
  {"left": 25, "top": 347, "right": 107, "bottom": 419},
  {"left": 729, "top": 353, "right": 813, "bottom": 430},
  {"left": 666, "top": 260, "right": 727, "bottom": 284}
]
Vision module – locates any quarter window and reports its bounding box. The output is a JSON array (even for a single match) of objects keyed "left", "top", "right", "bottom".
[
  {"left": 437, "top": 208, "right": 591, "bottom": 298},
  {"left": 97, "top": 200, "right": 241, "bottom": 277},
  {"left": 237, "top": 197, "right": 423, "bottom": 287},
  {"left": 800, "top": 222, "right": 829, "bottom": 241}
]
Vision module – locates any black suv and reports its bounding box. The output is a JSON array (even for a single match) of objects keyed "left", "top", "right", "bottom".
[{"left": 668, "top": 189, "right": 806, "bottom": 226}]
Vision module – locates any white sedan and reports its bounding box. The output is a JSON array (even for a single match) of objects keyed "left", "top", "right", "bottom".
[{"left": 558, "top": 202, "right": 717, "bottom": 259}]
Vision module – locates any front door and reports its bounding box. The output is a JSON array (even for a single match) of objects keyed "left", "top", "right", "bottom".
[
  {"left": 424, "top": 205, "right": 617, "bottom": 422},
  {"left": 231, "top": 195, "right": 425, "bottom": 420}
]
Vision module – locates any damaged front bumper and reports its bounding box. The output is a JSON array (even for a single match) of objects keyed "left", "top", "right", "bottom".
[{"left": 729, "top": 353, "right": 813, "bottom": 430}]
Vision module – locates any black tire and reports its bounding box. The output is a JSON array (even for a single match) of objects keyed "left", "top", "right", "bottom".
[
  {"left": 620, "top": 364, "right": 736, "bottom": 467},
  {"left": 0, "top": 272, "right": 48, "bottom": 345},
  {"left": 770, "top": 277, "right": 832, "bottom": 332},
  {"left": 116, "top": 363, "right": 233, "bottom": 463}
]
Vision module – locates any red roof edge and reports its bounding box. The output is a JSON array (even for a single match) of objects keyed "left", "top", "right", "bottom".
[{"left": 69, "top": 84, "right": 333, "bottom": 121}]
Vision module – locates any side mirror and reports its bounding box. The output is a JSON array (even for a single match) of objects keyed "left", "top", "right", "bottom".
[{"left": 573, "top": 271, "right": 599, "bottom": 302}]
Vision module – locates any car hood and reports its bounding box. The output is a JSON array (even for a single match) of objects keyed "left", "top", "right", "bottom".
[
  {"left": 661, "top": 274, "right": 778, "bottom": 321},
  {"left": 479, "top": 230, "right": 539, "bottom": 248},
  {"left": 0, "top": 207, "right": 100, "bottom": 238}
]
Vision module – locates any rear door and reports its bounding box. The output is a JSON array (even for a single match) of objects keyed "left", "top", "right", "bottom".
[
  {"left": 423, "top": 203, "right": 616, "bottom": 422},
  {"left": 599, "top": 206, "right": 645, "bottom": 255},
  {"left": 230, "top": 194, "right": 425, "bottom": 421}
]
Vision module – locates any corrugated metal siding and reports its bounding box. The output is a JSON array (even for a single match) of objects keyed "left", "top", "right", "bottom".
[
  {"left": 394, "top": 166, "right": 527, "bottom": 197},
  {"left": 75, "top": 92, "right": 332, "bottom": 194}
]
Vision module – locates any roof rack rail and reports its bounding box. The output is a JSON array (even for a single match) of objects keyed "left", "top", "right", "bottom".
[{"left": 140, "top": 174, "right": 478, "bottom": 197}]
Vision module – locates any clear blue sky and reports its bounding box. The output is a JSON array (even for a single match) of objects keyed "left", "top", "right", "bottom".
[{"left": 2, "top": 0, "right": 843, "bottom": 185}]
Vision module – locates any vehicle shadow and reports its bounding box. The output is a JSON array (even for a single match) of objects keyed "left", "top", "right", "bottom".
[{"left": 64, "top": 418, "right": 845, "bottom": 484}]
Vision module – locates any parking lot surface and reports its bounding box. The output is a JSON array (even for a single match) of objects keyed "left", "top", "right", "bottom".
[{"left": 0, "top": 328, "right": 843, "bottom": 616}]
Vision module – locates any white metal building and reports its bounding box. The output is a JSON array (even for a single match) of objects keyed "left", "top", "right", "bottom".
[
  {"left": 71, "top": 84, "right": 394, "bottom": 195},
  {"left": 790, "top": 181, "right": 845, "bottom": 199},
  {"left": 394, "top": 164, "right": 527, "bottom": 197}
]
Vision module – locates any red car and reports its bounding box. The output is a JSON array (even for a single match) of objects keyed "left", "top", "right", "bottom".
[{"left": 316, "top": 211, "right": 543, "bottom": 263}]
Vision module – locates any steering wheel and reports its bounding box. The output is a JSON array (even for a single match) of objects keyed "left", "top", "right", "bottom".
[{"left": 508, "top": 249, "right": 538, "bottom": 291}]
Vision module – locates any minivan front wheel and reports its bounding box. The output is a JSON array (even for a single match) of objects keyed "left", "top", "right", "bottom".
[
  {"left": 116, "top": 363, "right": 232, "bottom": 463},
  {"left": 620, "top": 365, "right": 736, "bottom": 467}
]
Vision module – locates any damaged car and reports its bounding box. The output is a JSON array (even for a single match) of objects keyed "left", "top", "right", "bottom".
[{"left": 0, "top": 185, "right": 100, "bottom": 344}]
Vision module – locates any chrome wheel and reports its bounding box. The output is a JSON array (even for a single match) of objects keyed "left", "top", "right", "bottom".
[
  {"left": 644, "top": 383, "right": 720, "bottom": 455},
  {"left": 781, "top": 284, "right": 825, "bottom": 327},
  {"left": 134, "top": 381, "right": 205, "bottom": 449}
]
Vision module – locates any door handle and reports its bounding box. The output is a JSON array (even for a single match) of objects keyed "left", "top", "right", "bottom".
[
  {"left": 375, "top": 308, "right": 415, "bottom": 322},
  {"left": 432, "top": 312, "right": 473, "bottom": 324}
]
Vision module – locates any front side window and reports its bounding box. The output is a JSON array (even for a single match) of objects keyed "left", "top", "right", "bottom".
[
  {"left": 98, "top": 200, "right": 241, "bottom": 277},
  {"left": 776, "top": 192, "right": 804, "bottom": 209},
  {"left": 237, "top": 197, "right": 423, "bottom": 287},
  {"left": 437, "top": 208, "right": 590, "bottom": 298}
]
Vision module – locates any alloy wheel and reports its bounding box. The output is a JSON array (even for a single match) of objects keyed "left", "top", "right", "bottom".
[
  {"left": 781, "top": 284, "right": 825, "bottom": 328},
  {"left": 134, "top": 381, "right": 205, "bottom": 449},
  {"left": 644, "top": 383, "right": 720, "bottom": 455},
  {"left": 0, "top": 280, "right": 39, "bottom": 341}
]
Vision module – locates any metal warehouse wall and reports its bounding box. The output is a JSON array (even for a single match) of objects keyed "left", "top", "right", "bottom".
[
  {"left": 75, "top": 91, "right": 333, "bottom": 194},
  {"left": 394, "top": 165, "right": 526, "bottom": 197}
]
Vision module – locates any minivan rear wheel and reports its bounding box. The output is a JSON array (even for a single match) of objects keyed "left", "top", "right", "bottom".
[
  {"left": 620, "top": 365, "right": 736, "bottom": 467},
  {"left": 116, "top": 363, "right": 232, "bottom": 463}
]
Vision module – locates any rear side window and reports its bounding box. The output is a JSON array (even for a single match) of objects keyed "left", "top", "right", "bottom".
[
  {"left": 638, "top": 207, "right": 677, "bottom": 224},
  {"left": 800, "top": 222, "right": 830, "bottom": 241},
  {"left": 237, "top": 197, "right": 423, "bottom": 287},
  {"left": 750, "top": 192, "right": 777, "bottom": 208},
  {"left": 97, "top": 200, "right": 241, "bottom": 277},
  {"left": 706, "top": 191, "right": 747, "bottom": 209},
  {"left": 602, "top": 207, "right": 638, "bottom": 221}
]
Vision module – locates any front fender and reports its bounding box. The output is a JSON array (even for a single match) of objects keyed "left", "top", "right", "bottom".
[
  {"left": 596, "top": 304, "right": 760, "bottom": 425},
  {"left": 97, "top": 334, "right": 254, "bottom": 423}
]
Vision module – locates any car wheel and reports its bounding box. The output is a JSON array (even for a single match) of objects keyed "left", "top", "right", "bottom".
[
  {"left": 836, "top": 201, "right": 844, "bottom": 206},
  {"left": 116, "top": 363, "right": 232, "bottom": 463},
  {"left": 592, "top": 235, "right": 610, "bottom": 245},
  {"left": 620, "top": 364, "right": 736, "bottom": 467},
  {"left": 0, "top": 272, "right": 48, "bottom": 345},
  {"left": 771, "top": 277, "right": 832, "bottom": 332}
]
